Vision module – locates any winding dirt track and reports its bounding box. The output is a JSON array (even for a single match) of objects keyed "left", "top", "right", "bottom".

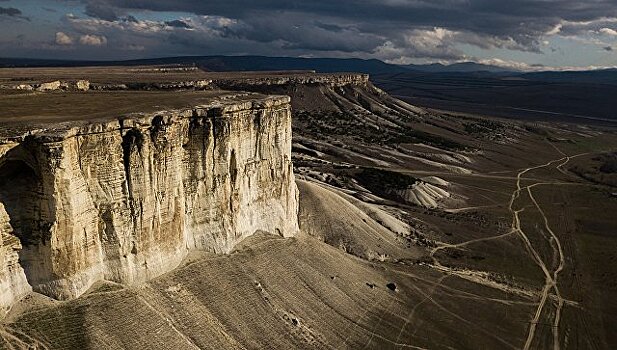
[
  {"left": 507, "top": 151, "right": 590, "bottom": 350},
  {"left": 427, "top": 148, "right": 587, "bottom": 350},
  {"left": 515, "top": 154, "right": 585, "bottom": 350}
]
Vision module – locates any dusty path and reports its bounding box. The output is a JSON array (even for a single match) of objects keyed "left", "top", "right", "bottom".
[
  {"left": 425, "top": 149, "right": 586, "bottom": 350},
  {"left": 527, "top": 185, "right": 565, "bottom": 350},
  {"left": 516, "top": 153, "right": 584, "bottom": 350}
]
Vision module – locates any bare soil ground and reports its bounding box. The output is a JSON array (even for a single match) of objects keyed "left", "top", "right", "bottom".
[
  {"left": 0, "top": 66, "right": 334, "bottom": 84},
  {"left": 0, "top": 90, "right": 248, "bottom": 123},
  {"left": 1, "top": 233, "right": 538, "bottom": 349},
  {"left": 1, "top": 66, "right": 617, "bottom": 349}
]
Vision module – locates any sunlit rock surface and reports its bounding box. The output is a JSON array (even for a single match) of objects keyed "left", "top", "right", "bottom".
[{"left": 0, "top": 94, "right": 298, "bottom": 309}]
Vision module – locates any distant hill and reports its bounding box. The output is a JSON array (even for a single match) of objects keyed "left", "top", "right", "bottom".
[
  {"left": 2, "top": 56, "right": 616, "bottom": 85},
  {"left": 194, "top": 56, "right": 410, "bottom": 74},
  {"left": 0, "top": 56, "right": 517, "bottom": 75},
  {"left": 0, "top": 56, "right": 409, "bottom": 75},
  {"left": 402, "top": 61, "right": 517, "bottom": 73}
]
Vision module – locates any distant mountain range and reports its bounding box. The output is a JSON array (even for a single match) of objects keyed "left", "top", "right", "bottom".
[
  {"left": 402, "top": 62, "right": 515, "bottom": 73},
  {"left": 0, "top": 56, "right": 409, "bottom": 74},
  {"left": 0, "top": 56, "right": 514, "bottom": 74},
  {"left": 1, "top": 55, "right": 617, "bottom": 85}
]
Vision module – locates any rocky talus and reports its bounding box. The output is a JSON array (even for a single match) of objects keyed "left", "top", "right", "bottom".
[{"left": 0, "top": 94, "right": 298, "bottom": 314}]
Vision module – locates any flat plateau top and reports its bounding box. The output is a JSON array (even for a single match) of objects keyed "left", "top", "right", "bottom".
[
  {"left": 0, "top": 66, "right": 357, "bottom": 85},
  {"left": 0, "top": 90, "right": 281, "bottom": 124}
]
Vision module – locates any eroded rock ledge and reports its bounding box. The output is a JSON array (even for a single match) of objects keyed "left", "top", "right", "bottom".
[
  {"left": 0, "top": 94, "right": 298, "bottom": 313},
  {"left": 213, "top": 74, "right": 369, "bottom": 89},
  {"left": 1, "top": 71, "right": 369, "bottom": 92}
]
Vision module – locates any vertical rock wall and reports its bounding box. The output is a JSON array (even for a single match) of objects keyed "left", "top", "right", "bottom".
[
  {"left": 0, "top": 202, "right": 31, "bottom": 315},
  {"left": 0, "top": 95, "right": 298, "bottom": 313}
]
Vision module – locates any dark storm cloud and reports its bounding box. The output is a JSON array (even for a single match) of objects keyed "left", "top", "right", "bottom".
[
  {"left": 84, "top": 2, "right": 123, "bottom": 21},
  {"left": 0, "top": 6, "right": 20, "bottom": 17},
  {"left": 61, "top": 0, "right": 617, "bottom": 62},
  {"left": 165, "top": 19, "right": 192, "bottom": 29},
  {"left": 85, "top": 0, "right": 617, "bottom": 35},
  {"left": 0, "top": 6, "right": 28, "bottom": 21},
  {"left": 314, "top": 22, "right": 346, "bottom": 33}
]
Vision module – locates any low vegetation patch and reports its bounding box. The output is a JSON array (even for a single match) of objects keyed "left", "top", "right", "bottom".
[
  {"left": 355, "top": 167, "right": 418, "bottom": 191},
  {"left": 569, "top": 152, "right": 617, "bottom": 187},
  {"left": 295, "top": 110, "right": 467, "bottom": 151}
]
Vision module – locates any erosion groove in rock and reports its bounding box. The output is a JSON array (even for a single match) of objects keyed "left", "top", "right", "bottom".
[{"left": 0, "top": 94, "right": 298, "bottom": 312}]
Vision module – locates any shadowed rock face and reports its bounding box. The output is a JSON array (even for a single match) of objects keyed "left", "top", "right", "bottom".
[
  {"left": 0, "top": 202, "right": 31, "bottom": 316},
  {"left": 0, "top": 94, "right": 298, "bottom": 310}
]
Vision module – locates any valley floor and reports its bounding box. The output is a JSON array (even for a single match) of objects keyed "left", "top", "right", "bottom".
[
  {"left": 3, "top": 139, "right": 617, "bottom": 349},
  {"left": 1, "top": 67, "right": 616, "bottom": 349}
]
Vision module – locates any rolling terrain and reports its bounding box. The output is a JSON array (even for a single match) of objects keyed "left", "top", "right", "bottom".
[{"left": 0, "top": 66, "right": 616, "bottom": 349}]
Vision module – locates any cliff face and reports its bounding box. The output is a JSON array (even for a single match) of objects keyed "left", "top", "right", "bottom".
[
  {"left": 0, "top": 202, "right": 31, "bottom": 313},
  {"left": 3, "top": 74, "right": 369, "bottom": 92},
  {"left": 0, "top": 94, "right": 298, "bottom": 312},
  {"left": 212, "top": 74, "right": 369, "bottom": 90}
]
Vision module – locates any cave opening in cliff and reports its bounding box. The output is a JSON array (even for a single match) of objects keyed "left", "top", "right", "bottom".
[{"left": 0, "top": 159, "right": 50, "bottom": 287}]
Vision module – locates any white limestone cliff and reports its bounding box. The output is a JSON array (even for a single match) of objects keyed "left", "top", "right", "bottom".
[
  {"left": 0, "top": 202, "right": 31, "bottom": 316},
  {"left": 0, "top": 94, "right": 298, "bottom": 313}
]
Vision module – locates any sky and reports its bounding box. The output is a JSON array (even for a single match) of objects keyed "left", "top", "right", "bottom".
[{"left": 0, "top": 0, "right": 616, "bottom": 70}]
